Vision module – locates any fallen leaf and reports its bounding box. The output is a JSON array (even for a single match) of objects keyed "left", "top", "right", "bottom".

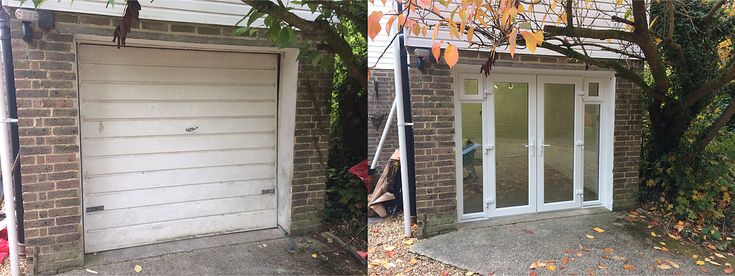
[
  {"left": 386, "top": 250, "right": 395, "bottom": 258},
  {"left": 598, "top": 263, "right": 608, "bottom": 269},
  {"left": 602, "top": 247, "right": 615, "bottom": 254},
  {"left": 657, "top": 264, "right": 672, "bottom": 270},
  {"left": 693, "top": 255, "right": 699, "bottom": 259},
  {"left": 409, "top": 258, "right": 418, "bottom": 265},
  {"left": 623, "top": 265, "right": 635, "bottom": 271},
  {"left": 546, "top": 265, "right": 557, "bottom": 271},
  {"left": 726, "top": 263, "right": 732, "bottom": 267},
  {"left": 708, "top": 244, "right": 717, "bottom": 250},
  {"left": 311, "top": 253, "right": 318, "bottom": 258},
  {"left": 562, "top": 257, "right": 570, "bottom": 265},
  {"left": 368, "top": 247, "right": 376, "bottom": 254},
  {"left": 529, "top": 261, "right": 547, "bottom": 269},
  {"left": 669, "top": 260, "right": 680, "bottom": 269},
  {"left": 442, "top": 271, "right": 449, "bottom": 276},
  {"left": 134, "top": 265, "right": 142, "bottom": 273},
  {"left": 611, "top": 255, "right": 627, "bottom": 261},
  {"left": 592, "top": 227, "right": 606, "bottom": 233},
  {"left": 466, "top": 272, "right": 474, "bottom": 276},
  {"left": 668, "top": 233, "right": 681, "bottom": 240},
  {"left": 725, "top": 267, "right": 734, "bottom": 274},
  {"left": 715, "top": 252, "right": 726, "bottom": 259},
  {"left": 529, "top": 271, "right": 537, "bottom": 276},
  {"left": 659, "top": 242, "right": 667, "bottom": 246},
  {"left": 708, "top": 259, "right": 722, "bottom": 266},
  {"left": 697, "top": 260, "right": 706, "bottom": 266},
  {"left": 85, "top": 268, "right": 99, "bottom": 274},
  {"left": 651, "top": 232, "right": 658, "bottom": 237},
  {"left": 586, "top": 234, "right": 595, "bottom": 239}
]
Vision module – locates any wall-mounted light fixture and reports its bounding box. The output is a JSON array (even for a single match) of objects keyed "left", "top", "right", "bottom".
[{"left": 14, "top": 9, "right": 52, "bottom": 42}]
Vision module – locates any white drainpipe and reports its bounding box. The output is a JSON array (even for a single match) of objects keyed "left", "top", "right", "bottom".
[
  {"left": 392, "top": 30, "right": 412, "bottom": 237},
  {"left": 0, "top": 58, "right": 20, "bottom": 276}
]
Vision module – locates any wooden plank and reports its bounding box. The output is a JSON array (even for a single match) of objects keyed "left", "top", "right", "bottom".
[
  {"left": 79, "top": 45, "right": 278, "bottom": 69},
  {"left": 79, "top": 83, "right": 276, "bottom": 101},
  {"left": 80, "top": 101, "right": 277, "bottom": 119},
  {"left": 83, "top": 164, "right": 276, "bottom": 194},
  {"left": 81, "top": 118, "right": 276, "bottom": 138},
  {"left": 81, "top": 133, "right": 276, "bottom": 157},
  {"left": 84, "top": 209, "right": 277, "bottom": 252},
  {"left": 79, "top": 64, "right": 277, "bottom": 84},
  {"left": 85, "top": 178, "right": 274, "bottom": 209},
  {"left": 83, "top": 148, "right": 275, "bottom": 175},
  {"left": 85, "top": 194, "right": 276, "bottom": 230}
]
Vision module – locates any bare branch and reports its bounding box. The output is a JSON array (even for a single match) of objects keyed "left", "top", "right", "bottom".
[
  {"left": 540, "top": 41, "right": 672, "bottom": 104},
  {"left": 702, "top": 0, "right": 727, "bottom": 24},
  {"left": 684, "top": 57, "right": 735, "bottom": 108},
  {"left": 685, "top": 93, "right": 735, "bottom": 163},
  {"left": 543, "top": 25, "right": 637, "bottom": 42}
]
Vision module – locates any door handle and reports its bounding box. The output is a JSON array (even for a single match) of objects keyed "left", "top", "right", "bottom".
[{"left": 522, "top": 143, "right": 535, "bottom": 157}]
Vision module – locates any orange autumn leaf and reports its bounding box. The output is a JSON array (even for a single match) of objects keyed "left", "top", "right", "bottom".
[
  {"left": 368, "top": 11, "right": 384, "bottom": 41},
  {"left": 432, "top": 41, "right": 442, "bottom": 62},
  {"left": 432, "top": 22, "right": 440, "bottom": 40},
  {"left": 385, "top": 15, "right": 396, "bottom": 36},
  {"left": 508, "top": 28, "right": 518, "bottom": 57},
  {"left": 623, "top": 265, "right": 636, "bottom": 271},
  {"left": 386, "top": 250, "right": 394, "bottom": 258},
  {"left": 467, "top": 26, "right": 475, "bottom": 43},
  {"left": 444, "top": 43, "right": 459, "bottom": 68},
  {"left": 561, "top": 257, "right": 569, "bottom": 265}
]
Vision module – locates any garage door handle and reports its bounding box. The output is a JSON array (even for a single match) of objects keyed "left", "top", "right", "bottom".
[{"left": 186, "top": 127, "right": 199, "bottom": 132}]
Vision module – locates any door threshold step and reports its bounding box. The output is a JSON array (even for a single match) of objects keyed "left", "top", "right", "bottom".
[{"left": 459, "top": 207, "right": 609, "bottom": 230}]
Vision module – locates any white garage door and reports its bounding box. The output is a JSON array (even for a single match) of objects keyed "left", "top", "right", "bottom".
[{"left": 78, "top": 44, "right": 278, "bottom": 253}]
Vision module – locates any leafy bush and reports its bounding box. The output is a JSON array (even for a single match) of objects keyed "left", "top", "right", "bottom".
[{"left": 642, "top": 131, "right": 735, "bottom": 243}]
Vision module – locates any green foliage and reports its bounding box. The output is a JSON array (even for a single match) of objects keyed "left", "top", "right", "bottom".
[{"left": 643, "top": 132, "right": 735, "bottom": 242}]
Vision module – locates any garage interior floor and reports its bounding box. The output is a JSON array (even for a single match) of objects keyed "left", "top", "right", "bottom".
[{"left": 60, "top": 229, "right": 365, "bottom": 275}]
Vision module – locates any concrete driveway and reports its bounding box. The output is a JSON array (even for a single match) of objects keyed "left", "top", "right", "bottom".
[
  {"left": 60, "top": 230, "right": 365, "bottom": 275},
  {"left": 411, "top": 210, "right": 734, "bottom": 275}
]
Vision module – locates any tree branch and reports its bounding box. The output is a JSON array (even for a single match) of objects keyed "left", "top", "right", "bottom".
[
  {"left": 703, "top": 0, "right": 727, "bottom": 24},
  {"left": 684, "top": 57, "right": 735, "bottom": 108},
  {"left": 242, "top": 0, "right": 367, "bottom": 87},
  {"left": 314, "top": 0, "right": 366, "bottom": 38},
  {"left": 540, "top": 41, "right": 672, "bottom": 104},
  {"left": 543, "top": 25, "right": 637, "bottom": 42},
  {"left": 684, "top": 93, "right": 735, "bottom": 163},
  {"left": 631, "top": 0, "right": 670, "bottom": 94}
]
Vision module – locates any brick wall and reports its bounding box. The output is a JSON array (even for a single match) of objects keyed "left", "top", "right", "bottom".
[
  {"left": 612, "top": 77, "right": 643, "bottom": 210},
  {"left": 368, "top": 69, "right": 398, "bottom": 169},
  {"left": 9, "top": 9, "right": 331, "bottom": 273},
  {"left": 289, "top": 63, "right": 332, "bottom": 234},
  {"left": 404, "top": 47, "right": 643, "bottom": 237}
]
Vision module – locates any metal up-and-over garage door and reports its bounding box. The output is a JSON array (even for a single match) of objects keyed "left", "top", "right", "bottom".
[{"left": 78, "top": 44, "right": 279, "bottom": 252}]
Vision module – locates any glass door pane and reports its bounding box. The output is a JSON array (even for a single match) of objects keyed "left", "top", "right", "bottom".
[
  {"left": 584, "top": 104, "right": 601, "bottom": 201},
  {"left": 542, "top": 83, "right": 576, "bottom": 203},
  {"left": 461, "top": 102, "right": 484, "bottom": 214},
  {"left": 494, "top": 82, "right": 530, "bottom": 208}
]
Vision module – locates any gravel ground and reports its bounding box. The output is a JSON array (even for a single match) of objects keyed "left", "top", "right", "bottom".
[
  {"left": 0, "top": 256, "right": 27, "bottom": 276},
  {"left": 368, "top": 214, "right": 472, "bottom": 276}
]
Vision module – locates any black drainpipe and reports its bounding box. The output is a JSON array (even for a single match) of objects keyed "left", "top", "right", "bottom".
[
  {"left": 0, "top": 4, "right": 25, "bottom": 249},
  {"left": 396, "top": 2, "right": 417, "bottom": 221}
]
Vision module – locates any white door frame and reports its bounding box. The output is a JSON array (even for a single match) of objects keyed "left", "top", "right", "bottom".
[
  {"left": 454, "top": 66, "right": 616, "bottom": 222},
  {"left": 486, "top": 74, "right": 537, "bottom": 218},
  {"left": 535, "top": 75, "right": 584, "bottom": 212}
]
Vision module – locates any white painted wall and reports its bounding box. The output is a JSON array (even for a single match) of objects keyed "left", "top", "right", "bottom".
[
  {"left": 368, "top": 0, "right": 395, "bottom": 70},
  {"left": 7, "top": 0, "right": 321, "bottom": 28}
]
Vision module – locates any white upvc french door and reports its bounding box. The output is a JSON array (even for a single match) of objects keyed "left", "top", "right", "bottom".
[
  {"left": 535, "top": 76, "right": 584, "bottom": 212},
  {"left": 483, "top": 75, "right": 584, "bottom": 217},
  {"left": 485, "top": 74, "right": 537, "bottom": 217}
]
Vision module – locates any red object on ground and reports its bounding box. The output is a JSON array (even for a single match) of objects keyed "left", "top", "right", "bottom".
[
  {"left": 0, "top": 238, "right": 8, "bottom": 263},
  {"left": 348, "top": 160, "right": 369, "bottom": 190},
  {"left": 356, "top": 251, "right": 367, "bottom": 260}
]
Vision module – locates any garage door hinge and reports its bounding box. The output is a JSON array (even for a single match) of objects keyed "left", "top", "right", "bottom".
[
  {"left": 86, "top": 205, "right": 104, "bottom": 213},
  {"left": 261, "top": 189, "right": 275, "bottom": 195}
]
